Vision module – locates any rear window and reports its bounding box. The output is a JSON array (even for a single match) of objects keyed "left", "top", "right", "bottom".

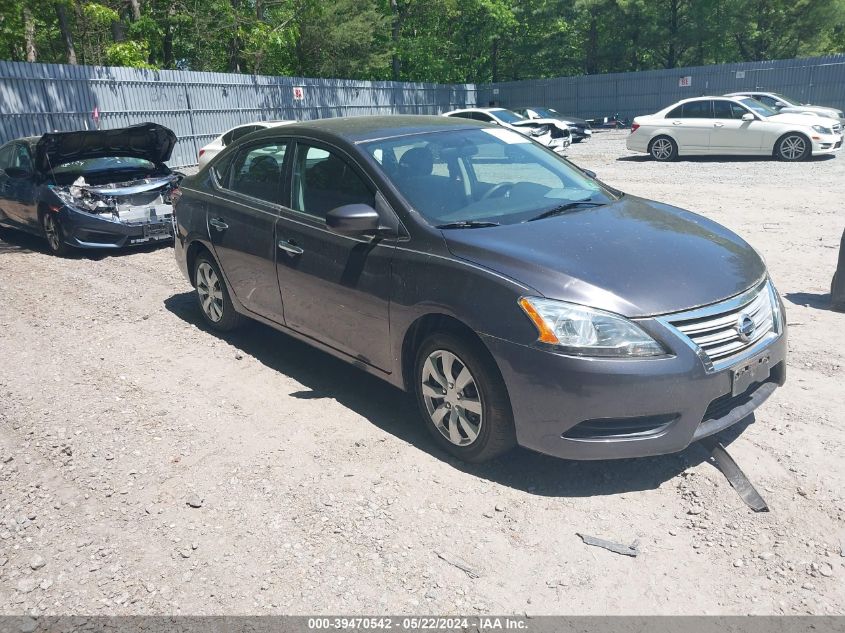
[{"left": 52, "top": 156, "right": 155, "bottom": 175}]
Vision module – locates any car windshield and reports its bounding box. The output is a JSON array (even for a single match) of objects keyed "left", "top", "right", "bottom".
[
  {"left": 490, "top": 110, "right": 524, "bottom": 124},
  {"left": 363, "top": 128, "right": 618, "bottom": 227},
  {"left": 52, "top": 156, "right": 156, "bottom": 176},
  {"left": 740, "top": 98, "right": 779, "bottom": 117},
  {"left": 532, "top": 108, "right": 558, "bottom": 118},
  {"left": 772, "top": 93, "right": 800, "bottom": 106}
]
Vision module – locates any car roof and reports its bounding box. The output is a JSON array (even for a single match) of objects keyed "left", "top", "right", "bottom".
[
  {"left": 242, "top": 115, "right": 483, "bottom": 144},
  {"left": 446, "top": 107, "right": 508, "bottom": 114}
]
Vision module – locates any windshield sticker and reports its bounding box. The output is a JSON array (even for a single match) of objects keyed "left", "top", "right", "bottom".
[{"left": 480, "top": 128, "right": 530, "bottom": 144}]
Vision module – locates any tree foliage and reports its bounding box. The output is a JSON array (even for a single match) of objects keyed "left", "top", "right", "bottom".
[{"left": 1, "top": 0, "right": 843, "bottom": 81}]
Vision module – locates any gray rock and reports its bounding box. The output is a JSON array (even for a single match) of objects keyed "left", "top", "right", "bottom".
[
  {"left": 16, "top": 577, "right": 37, "bottom": 593},
  {"left": 19, "top": 617, "right": 37, "bottom": 633},
  {"left": 29, "top": 554, "right": 46, "bottom": 570},
  {"left": 688, "top": 506, "right": 703, "bottom": 516},
  {"left": 186, "top": 495, "right": 204, "bottom": 509},
  {"left": 733, "top": 559, "right": 744, "bottom": 568}
]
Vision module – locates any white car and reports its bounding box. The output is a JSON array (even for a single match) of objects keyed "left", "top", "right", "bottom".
[
  {"left": 627, "top": 96, "right": 842, "bottom": 162},
  {"left": 443, "top": 107, "right": 571, "bottom": 153},
  {"left": 197, "top": 121, "right": 295, "bottom": 168},
  {"left": 725, "top": 91, "right": 844, "bottom": 130}
]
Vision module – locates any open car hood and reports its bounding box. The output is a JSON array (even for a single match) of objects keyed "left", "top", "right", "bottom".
[{"left": 35, "top": 123, "right": 177, "bottom": 173}]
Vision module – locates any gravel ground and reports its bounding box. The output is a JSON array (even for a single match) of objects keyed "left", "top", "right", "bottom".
[{"left": 1, "top": 131, "right": 843, "bottom": 616}]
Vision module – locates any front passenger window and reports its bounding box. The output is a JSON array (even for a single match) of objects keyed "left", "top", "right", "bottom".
[
  {"left": 226, "top": 142, "right": 287, "bottom": 204},
  {"left": 292, "top": 145, "right": 374, "bottom": 220}
]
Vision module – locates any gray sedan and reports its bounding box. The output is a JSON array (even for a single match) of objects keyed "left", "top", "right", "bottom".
[{"left": 173, "top": 116, "right": 786, "bottom": 462}]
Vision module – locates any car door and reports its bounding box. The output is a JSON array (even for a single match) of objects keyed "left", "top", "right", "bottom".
[
  {"left": 0, "top": 143, "right": 38, "bottom": 228},
  {"left": 207, "top": 138, "right": 288, "bottom": 323},
  {"left": 0, "top": 144, "right": 16, "bottom": 226},
  {"left": 711, "top": 100, "right": 766, "bottom": 153},
  {"left": 273, "top": 140, "right": 396, "bottom": 371},
  {"left": 670, "top": 100, "right": 713, "bottom": 152}
]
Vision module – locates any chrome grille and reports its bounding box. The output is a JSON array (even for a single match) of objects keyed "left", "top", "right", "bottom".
[{"left": 664, "top": 282, "right": 777, "bottom": 367}]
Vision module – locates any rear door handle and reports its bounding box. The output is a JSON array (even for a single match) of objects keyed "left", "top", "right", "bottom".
[
  {"left": 277, "top": 239, "right": 304, "bottom": 255},
  {"left": 714, "top": 122, "right": 724, "bottom": 127},
  {"left": 209, "top": 218, "right": 228, "bottom": 231},
  {"left": 672, "top": 121, "right": 682, "bottom": 125}
]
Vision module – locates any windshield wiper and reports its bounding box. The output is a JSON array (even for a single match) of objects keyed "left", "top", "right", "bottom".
[
  {"left": 527, "top": 201, "right": 605, "bottom": 222},
  {"left": 435, "top": 220, "right": 500, "bottom": 229}
]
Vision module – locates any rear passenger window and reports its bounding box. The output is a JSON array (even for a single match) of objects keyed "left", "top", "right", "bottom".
[
  {"left": 292, "top": 144, "right": 374, "bottom": 220},
  {"left": 226, "top": 142, "right": 286, "bottom": 204},
  {"left": 666, "top": 105, "right": 684, "bottom": 118},
  {"left": 681, "top": 101, "right": 712, "bottom": 118}
]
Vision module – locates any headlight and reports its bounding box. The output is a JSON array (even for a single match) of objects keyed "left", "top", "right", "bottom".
[
  {"left": 518, "top": 297, "right": 666, "bottom": 357},
  {"left": 812, "top": 124, "right": 833, "bottom": 135}
]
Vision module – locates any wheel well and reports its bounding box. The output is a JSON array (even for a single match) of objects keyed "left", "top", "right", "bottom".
[
  {"left": 400, "top": 313, "right": 494, "bottom": 392},
  {"left": 773, "top": 131, "right": 810, "bottom": 156},
  {"left": 185, "top": 241, "right": 213, "bottom": 286}
]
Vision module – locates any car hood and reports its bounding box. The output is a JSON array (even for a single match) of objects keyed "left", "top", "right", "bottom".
[
  {"left": 768, "top": 112, "right": 836, "bottom": 127},
  {"left": 511, "top": 118, "right": 568, "bottom": 129},
  {"left": 443, "top": 196, "right": 766, "bottom": 317},
  {"left": 781, "top": 105, "right": 842, "bottom": 119},
  {"left": 35, "top": 123, "right": 177, "bottom": 173}
]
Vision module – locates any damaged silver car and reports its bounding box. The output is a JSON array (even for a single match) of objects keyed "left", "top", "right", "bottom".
[{"left": 0, "top": 122, "right": 181, "bottom": 255}]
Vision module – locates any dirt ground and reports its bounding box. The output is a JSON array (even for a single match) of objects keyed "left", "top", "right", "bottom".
[{"left": 1, "top": 131, "right": 843, "bottom": 616}]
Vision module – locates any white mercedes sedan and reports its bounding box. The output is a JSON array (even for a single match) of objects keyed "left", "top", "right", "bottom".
[{"left": 627, "top": 96, "right": 842, "bottom": 162}]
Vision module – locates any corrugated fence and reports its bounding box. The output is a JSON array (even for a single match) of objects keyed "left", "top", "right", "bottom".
[
  {"left": 0, "top": 61, "right": 477, "bottom": 167},
  {"left": 2, "top": 55, "right": 845, "bottom": 166},
  {"left": 477, "top": 54, "right": 845, "bottom": 122}
]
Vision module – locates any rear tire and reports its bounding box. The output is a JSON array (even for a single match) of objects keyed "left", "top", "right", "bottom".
[
  {"left": 42, "top": 213, "right": 69, "bottom": 256},
  {"left": 414, "top": 332, "right": 516, "bottom": 463},
  {"left": 775, "top": 133, "right": 811, "bottom": 161},
  {"left": 193, "top": 252, "right": 241, "bottom": 332},
  {"left": 649, "top": 135, "right": 678, "bottom": 161}
]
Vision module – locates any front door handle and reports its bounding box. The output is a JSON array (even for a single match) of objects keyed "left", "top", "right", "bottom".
[
  {"left": 672, "top": 121, "right": 682, "bottom": 125},
  {"left": 714, "top": 122, "right": 724, "bottom": 127},
  {"left": 209, "top": 218, "right": 228, "bottom": 231},
  {"left": 277, "top": 239, "right": 304, "bottom": 255}
]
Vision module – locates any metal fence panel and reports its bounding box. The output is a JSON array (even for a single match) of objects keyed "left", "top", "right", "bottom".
[
  {"left": 479, "top": 54, "right": 845, "bottom": 122},
  {"left": 0, "top": 61, "right": 478, "bottom": 167},
  {"left": 4, "top": 55, "right": 844, "bottom": 167}
]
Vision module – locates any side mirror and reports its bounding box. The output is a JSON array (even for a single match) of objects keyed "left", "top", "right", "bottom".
[
  {"left": 326, "top": 204, "right": 380, "bottom": 236},
  {"left": 583, "top": 169, "right": 597, "bottom": 179},
  {"left": 773, "top": 101, "right": 786, "bottom": 109},
  {"left": 741, "top": 113, "right": 755, "bottom": 122},
  {"left": 3, "top": 167, "right": 31, "bottom": 179}
]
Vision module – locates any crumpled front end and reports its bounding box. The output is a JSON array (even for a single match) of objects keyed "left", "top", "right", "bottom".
[
  {"left": 513, "top": 119, "right": 572, "bottom": 154},
  {"left": 48, "top": 175, "right": 180, "bottom": 248}
]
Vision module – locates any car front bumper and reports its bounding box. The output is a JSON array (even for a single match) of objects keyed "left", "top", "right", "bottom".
[
  {"left": 56, "top": 206, "right": 174, "bottom": 249},
  {"left": 811, "top": 133, "right": 843, "bottom": 156},
  {"left": 482, "top": 308, "right": 787, "bottom": 460}
]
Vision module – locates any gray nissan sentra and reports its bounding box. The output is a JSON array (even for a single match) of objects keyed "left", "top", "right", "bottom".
[{"left": 173, "top": 115, "right": 787, "bottom": 463}]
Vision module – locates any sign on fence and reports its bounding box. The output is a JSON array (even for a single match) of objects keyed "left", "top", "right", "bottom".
[
  {"left": 678, "top": 76, "right": 692, "bottom": 87},
  {"left": 293, "top": 86, "right": 304, "bottom": 101}
]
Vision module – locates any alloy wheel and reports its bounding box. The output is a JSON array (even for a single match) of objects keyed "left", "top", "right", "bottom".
[
  {"left": 780, "top": 135, "right": 806, "bottom": 160},
  {"left": 43, "top": 215, "right": 61, "bottom": 251},
  {"left": 651, "top": 138, "right": 674, "bottom": 160},
  {"left": 420, "top": 349, "right": 483, "bottom": 446},
  {"left": 196, "top": 261, "right": 224, "bottom": 322}
]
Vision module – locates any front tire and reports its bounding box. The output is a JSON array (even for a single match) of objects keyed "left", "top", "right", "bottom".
[
  {"left": 42, "top": 213, "right": 69, "bottom": 256},
  {"left": 414, "top": 333, "right": 516, "bottom": 463},
  {"left": 775, "top": 133, "right": 811, "bottom": 161},
  {"left": 194, "top": 253, "right": 240, "bottom": 332},
  {"left": 649, "top": 136, "right": 678, "bottom": 161}
]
